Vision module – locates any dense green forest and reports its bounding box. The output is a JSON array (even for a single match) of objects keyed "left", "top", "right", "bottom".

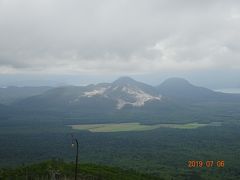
[
  {"left": 0, "top": 159, "right": 162, "bottom": 180},
  {"left": 0, "top": 120, "right": 240, "bottom": 179}
]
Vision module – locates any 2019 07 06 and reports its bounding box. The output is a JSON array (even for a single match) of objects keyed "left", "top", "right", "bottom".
[{"left": 188, "top": 160, "right": 225, "bottom": 168}]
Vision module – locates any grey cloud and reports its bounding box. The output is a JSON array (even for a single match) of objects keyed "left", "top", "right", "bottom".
[{"left": 0, "top": 0, "right": 240, "bottom": 74}]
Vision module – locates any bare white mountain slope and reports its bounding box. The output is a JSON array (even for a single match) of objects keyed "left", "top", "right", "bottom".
[
  {"left": 12, "top": 77, "right": 240, "bottom": 113},
  {"left": 80, "top": 77, "right": 161, "bottom": 109}
]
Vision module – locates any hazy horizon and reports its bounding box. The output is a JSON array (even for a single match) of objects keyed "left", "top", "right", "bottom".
[
  {"left": 0, "top": 74, "right": 240, "bottom": 92},
  {"left": 1, "top": 0, "right": 240, "bottom": 89}
]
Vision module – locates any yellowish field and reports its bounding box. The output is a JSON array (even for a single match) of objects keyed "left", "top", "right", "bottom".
[{"left": 69, "top": 122, "right": 221, "bottom": 133}]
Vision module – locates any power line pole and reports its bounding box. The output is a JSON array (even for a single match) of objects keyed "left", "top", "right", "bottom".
[{"left": 71, "top": 134, "right": 79, "bottom": 180}]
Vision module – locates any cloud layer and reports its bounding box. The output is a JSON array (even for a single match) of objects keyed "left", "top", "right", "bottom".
[{"left": 0, "top": 0, "right": 240, "bottom": 74}]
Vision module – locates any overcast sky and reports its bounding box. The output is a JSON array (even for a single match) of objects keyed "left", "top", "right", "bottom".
[{"left": 0, "top": 0, "right": 240, "bottom": 88}]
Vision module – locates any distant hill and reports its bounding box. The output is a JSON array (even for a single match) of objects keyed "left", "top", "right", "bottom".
[
  {"left": 6, "top": 77, "right": 240, "bottom": 124},
  {"left": 14, "top": 77, "right": 161, "bottom": 111},
  {"left": 0, "top": 104, "right": 11, "bottom": 115},
  {"left": 14, "top": 77, "right": 240, "bottom": 109},
  {"left": 0, "top": 86, "right": 52, "bottom": 104},
  {"left": 157, "top": 77, "right": 240, "bottom": 102}
]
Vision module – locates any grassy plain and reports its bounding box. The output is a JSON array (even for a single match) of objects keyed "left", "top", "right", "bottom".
[{"left": 69, "top": 122, "right": 221, "bottom": 132}]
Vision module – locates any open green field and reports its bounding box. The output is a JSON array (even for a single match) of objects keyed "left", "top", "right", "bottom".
[{"left": 69, "top": 122, "right": 221, "bottom": 132}]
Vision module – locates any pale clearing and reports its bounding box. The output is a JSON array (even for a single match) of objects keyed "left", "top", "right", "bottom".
[{"left": 69, "top": 122, "right": 221, "bottom": 133}]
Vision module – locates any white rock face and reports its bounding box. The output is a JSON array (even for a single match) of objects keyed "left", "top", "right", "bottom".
[
  {"left": 83, "top": 87, "right": 108, "bottom": 97},
  {"left": 116, "top": 99, "right": 128, "bottom": 109},
  {"left": 116, "top": 86, "right": 161, "bottom": 109},
  {"left": 74, "top": 84, "right": 161, "bottom": 109}
]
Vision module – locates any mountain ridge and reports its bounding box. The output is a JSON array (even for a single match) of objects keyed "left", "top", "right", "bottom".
[{"left": 12, "top": 76, "right": 240, "bottom": 111}]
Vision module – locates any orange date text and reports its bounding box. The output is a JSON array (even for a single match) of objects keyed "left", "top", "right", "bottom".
[{"left": 188, "top": 160, "right": 224, "bottom": 168}]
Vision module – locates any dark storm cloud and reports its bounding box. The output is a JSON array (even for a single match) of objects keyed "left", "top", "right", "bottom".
[{"left": 0, "top": 0, "right": 240, "bottom": 74}]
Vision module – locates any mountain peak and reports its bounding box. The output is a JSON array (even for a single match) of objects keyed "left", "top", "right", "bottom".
[
  {"left": 157, "top": 77, "right": 215, "bottom": 101},
  {"left": 113, "top": 77, "right": 136, "bottom": 85},
  {"left": 161, "top": 78, "right": 192, "bottom": 87}
]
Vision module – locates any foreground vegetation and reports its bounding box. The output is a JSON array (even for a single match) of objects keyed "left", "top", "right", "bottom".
[
  {"left": 1, "top": 121, "right": 240, "bottom": 179},
  {"left": 0, "top": 159, "right": 162, "bottom": 180}
]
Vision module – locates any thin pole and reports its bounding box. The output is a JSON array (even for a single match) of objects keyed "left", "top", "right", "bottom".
[{"left": 74, "top": 138, "right": 79, "bottom": 180}]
